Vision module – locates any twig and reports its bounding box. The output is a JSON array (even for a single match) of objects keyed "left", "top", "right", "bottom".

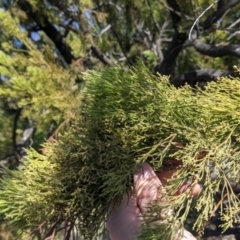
[
  {"left": 58, "top": 22, "right": 81, "bottom": 35},
  {"left": 227, "top": 18, "right": 240, "bottom": 30},
  {"left": 28, "top": 220, "right": 48, "bottom": 239},
  {"left": 99, "top": 24, "right": 112, "bottom": 36},
  {"left": 90, "top": 45, "right": 113, "bottom": 65},
  {"left": 161, "top": 1, "right": 193, "bottom": 21},
  {"left": 189, "top": 0, "right": 219, "bottom": 40},
  {"left": 39, "top": 118, "right": 70, "bottom": 155},
  {"left": 111, "top": 28, "right": 130, "bottom": 63},
  {"left": 227, "top": 30, "right": 240, "bottom": 40},
  {"left": 202, "top": 0, "right": 240, "bottom": 30},
  {"left": 47, "top": 118, "right": 70, "bottom": 142},
  {"left": 145, "top": 0, "right": 161, "bottom": 33},
  {"left": 43, "top": 220, "right": 62, "bottom": 240},
  {"left": 64, "top": 222, "right": 74, "bottom": 240}
]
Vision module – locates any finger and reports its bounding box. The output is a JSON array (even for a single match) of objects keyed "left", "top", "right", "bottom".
[
  {"left": 106, "top": 163, "right": 163, "bottom": 240},
  {"left": 175, "top": 228, "right": 198, "bottom": 240},
  {"left": 156, "top": 168, "right": 179, "bottom": 186},
  {"left": 106, "top": 194, "right": 142, "bottom": 240},
  {"left": 178, "top": 182, "right": 202, "bottom": 196},
  {"left": 156, "top": 169, "right": 202, "bottom": 196},
  {"left": 135, "top": 163, "right": 197, "bottom": 240},
  {"left": 107, "top": 163, "right": 198, "bottom": 240},
  {"left": 134, "top": 163, "right": 166, "bottom": 212}
]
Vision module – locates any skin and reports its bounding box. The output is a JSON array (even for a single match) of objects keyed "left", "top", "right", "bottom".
[{"left": 106, "top": 163, "right": 201, "bottom": 240}]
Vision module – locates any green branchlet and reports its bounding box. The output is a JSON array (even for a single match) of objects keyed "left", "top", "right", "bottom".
[{"left": 1, "top": 63, "right": 240, "bottom": 238}]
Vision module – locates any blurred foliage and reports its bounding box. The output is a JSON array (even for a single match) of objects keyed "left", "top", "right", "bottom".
[
  {"left": 0, "top": 110, "right": 14, "bottom": 159},
  {"left": 0, "top": 0, "right": 239, "bottom": 239}
]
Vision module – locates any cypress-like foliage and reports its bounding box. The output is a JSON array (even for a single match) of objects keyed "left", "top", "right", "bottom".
[{"left": 1, "top": 62, "right": 240, "bottom": 239}]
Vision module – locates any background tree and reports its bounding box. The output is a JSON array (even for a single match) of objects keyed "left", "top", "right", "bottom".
[{"left": 0, "top": 0, "right": 240, "bottom": 239}]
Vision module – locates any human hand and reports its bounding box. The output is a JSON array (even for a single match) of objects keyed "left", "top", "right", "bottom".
[{"left": 106, "top": 163, "right": 201, "bottom": 240}]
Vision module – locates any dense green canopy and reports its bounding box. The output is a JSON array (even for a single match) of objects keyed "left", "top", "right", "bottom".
[{"left": 1, "top": 63, "right": 240, "bottom": 239}]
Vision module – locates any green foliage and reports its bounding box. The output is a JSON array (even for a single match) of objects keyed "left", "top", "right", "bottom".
[
  {"left": 1, "top": 63, "right": 240, "bottom": 239},
  {"left": 0, "top": 214, "right": 21, "bottom": 240},
  {"left": 0, "top": 0, "right": 240, "bottom": 239},
  {"left": 0, "top": 9, "right": 81, "bottom": 129},
  {"left": 0, "top": 110, "right": 14, "bottom": 159}
]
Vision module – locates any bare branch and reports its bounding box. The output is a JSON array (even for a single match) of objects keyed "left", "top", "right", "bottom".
[
  {"left": 145, "top": 0, "right": 161, "bottom": 33},
  {"left": 58, "top": 22, "right": 81, "bottom": 35},
  {"left": 217, "top": 0, "right": 226, "bottom": 10},
  {"left": 227, "top": 18, "right": 240, "bottom": 30},
  {"left": 166, "top": 0, "right": 182, "bottom": 31},
  {"left": 0, "top": 123, "right": 35, "bottom": 170},
  {"left": 189, "top": 1, "right": 218, "bottom": 40},
  {"left": 99, "top": 24, "right": 112, "bottom": 36},
  {"left": 154, "top": 1, "right": 186, "bottom": 76},
  {"left": 155, "top": 21, "right": 170, "bottom": 61},
  {"left": 188, "top": 0, "right": 240, "bottom": 40},
  {"left": 155, "top": 32, "right": 187, "bottom": 76},
  {"left": 170, "top": 69, "right": 240, "bottom": 87},
  {"left": 43, "top": 220, "right": 62, "bottom": 240},
  {"left": 202, "top": 0, "right": 240, "bottom": 30},
  {"left": 16, "top": 1, "right": 75, "bottom": 64},
  {"left": 162, "top": 1, "right": 193, "bottom": 21},
  {"left": 64, "top": 222, "right": 74, "bottom": 240},
  {"left": 90, "top": 45, "right": 113, "bottom": 65},
  {"left": 41, "top": 18, "right": 75, "bottom": 64},
  {"left": 111, "top": 28, "right": 130, "bottom": 63},
  {"left": 12, "top": 108, "right": 22, "bottom": 153},
  {"left": 192, "top": 39, "right": 240, "bottom": 58},
  {"left": 156, "top": 0, "right": 240, "bottom": 79},
  {"left": 227, "top": 31, "right": 240, "bottom": 40}
]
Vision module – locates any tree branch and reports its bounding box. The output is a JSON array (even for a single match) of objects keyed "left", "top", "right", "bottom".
[
  {"left": 227, "top": 30, "right": 240, "bottom": 40},
  {"left": 145, "top": 0, "right": 161, "bottom": 33},
  {"left": 170, "top": 69, "right": 240, "bottom": 87},
  {"left": 217, "top": 0, "right": 226, "bottom": 10},
  {"left": 227, "top": 18, "right": 240, "bottom": 30},
  {"left": 166, "top": 0, "right": 181, "bottom": 31},
  {"left": 58, "top": 21, "right": 81, "bottom": 35},
  {"left": 16, "top": 1, "right": 75, "bottom": 64},
  {"left": 192, "top": 39, "right": 240, "bottom": 58},
  {"left": 156, "top": 0, "right": 240, "bottom": 80},
  {"left": 47, "top": 0, "right": 81, "bottom": 22},
  {"left": 43, "top": 220, "right": 62, "bottom": 240},
  {"left": 154, "top": 32, "right": 187, "bottom": 75},
  {"left": 90, "top": 45, "right": 112, "bottom": 65},
  {"left": 111, "top": 28, "right": 130, "bottom": 63},
  {"left": 1, "top": 123, "right": 35, "bottom": 170},
  {"left": 202, "top": 0, "right": 240, "bottom": 31},
  {"left": 41, "top": 18, "right": 75, "bottom": 64},
  {"left": 154, "top": 1, "right": 185, "bottom": 76}
]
